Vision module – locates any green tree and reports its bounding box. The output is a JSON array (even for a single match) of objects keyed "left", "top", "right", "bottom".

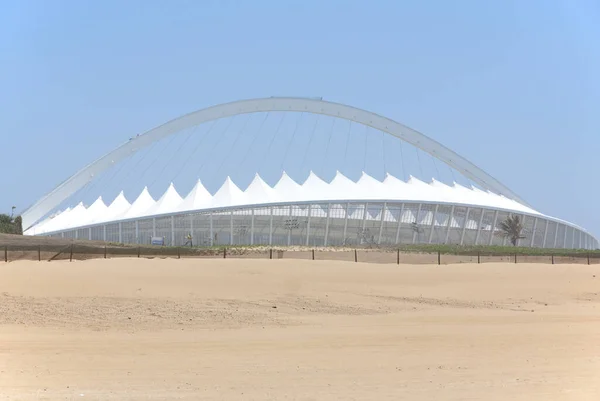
[
  {"left": 0, "top": 214, "right": 13, "bottom": 233},
  {"left": 0, "top": 213, "right": 23, "bottom": 235},
  {"left": 498, "top": 214, "right": 526, "bottom": 246}
]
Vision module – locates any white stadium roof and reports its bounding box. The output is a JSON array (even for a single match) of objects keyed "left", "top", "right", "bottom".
[{"left": 27, "top": 170, "right": 543, "bottom": 235}]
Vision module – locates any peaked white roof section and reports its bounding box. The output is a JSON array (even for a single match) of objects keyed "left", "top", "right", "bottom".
[
  {"left": 245, "top": 174, "right": 279, "bottom": 205},
  {"left": 211, "top": 176, "right": 245, "bottom": 208},
  {"left": 178, "top": 180, "right": 212, "bottom": 212},
  {"left": 99, "top": 191, "right": 131, "bottom": 223},
  {"left": 274, "top": 171, "right": 303, "bottom": 202},
  {"left": 301, "top": 171, "right": 330, "bottom": 202},
  {"left": 144, "top": 183, "right": 182, "bottom": 217},
  {"left": 79, "top": 196, "right": 108, "bottom": 226},
  {"left": 356, "top": 171, "right": 386, "bottom": 200},
  {"left": 329, "top": 170, "right": 358, "bottom": 200},
  {"left": 122, "top": 187, "right": 155, "bottom": 219},
  {"left": 61, "top": 202, "right": 89, "bottom": 230}
]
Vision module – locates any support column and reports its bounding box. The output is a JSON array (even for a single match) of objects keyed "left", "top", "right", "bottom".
[
  {"left": 103, "top": 225, "right": 106, "bottom": 241},
  {"left": 553, "top": 222, "right": 559, "bottom": 248},
  {"left": 579, "top": 230, "right": 583, "bottom": 249},
  {"left": 529, "top": 217, "right": 538, "bottom": 247},
  {"left": 572, "top": 228, "right": 576, "bottom": 249},
  {"left": 474, "top": 208, "right": 485, "bottom": 245},
  {"left": 135, "top": 220, "right": 139, "bottom": 244},
  {"left": 362, "top": 202, "right": 368, "bottom": 231},
  {"left": 412, "top": 204, "right": 422, "bottom": 244},
  {"left": 189, "top": 214, "right": 193, "bottom": 244},
  {"left": 324, "top": 204, "right": 331, "bottom": 247},
  {"left": 488, "top": 210, "right": 499, "bottom": 246},
  {"left": 152, "top": 218, "right": 156, "bottom": 237},
  {"left": 171, "top": 216, "right": 175, "bottom": 246},
  {"left": 250, "top": 209, "right": 255, "bottom": 245},
  {"left": 518, "top": 214, "right": 527, "bottom": 247},
  {"left": 306, "top": 204, "right": 312, "bottom": 246},
  {"left": 563, "top": 225, "right": 568, "bottom": 249},
  {"left": 428, "top": 205, "right": 438, "bottom": 244},
  {"left": 75, "top": 229, "right": 79, "bottom": 240},
  {"left": 209, "top": 213, "right": 214, "bottom": 246},
  {"left": 287, "top": 205, "right": 292, "bottom": 246},
  {"left": 268, "top": 206, "right": 273, "bottom": 246},
  {"left": 445, "top": 205, "right": 455, "bottom": 244},
  {"left": 118, "top": 222, "right": 122, "bottom": 243},
  {"left": 378, "top": 202, "right": 387, "bottom": 245},
  {"left": 342, "top": 202, "right": 349, "bottom": 246},
  {"left": 395, "top": 203, "right": 405, "bottom": 245},
  {"left": 460, "top": 207, "right": 470, "bottom": 246},
  {"left": 230, "top": 210, "right": 234, "bottom": 246},
  {"left": 541, "top": 219, "right": 549, "bottom": 248},
  {"left": 88, "top": 227, "right": 92, "bottom": 241}
]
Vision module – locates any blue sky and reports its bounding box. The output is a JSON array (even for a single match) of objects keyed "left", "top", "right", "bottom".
[{"left": 1, "top": 0, "right": 599, "bottom": 236}]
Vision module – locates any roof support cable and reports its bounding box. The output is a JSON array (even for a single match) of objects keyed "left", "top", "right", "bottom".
[
  {"left": 320, "top": 117, "right": 337, "bottom": 179},
  {"left": 83, "top": 144, "right": 140, "bottom": 206},
  {"left": 300, "top": 114, "right": 321, "bottom": 177},
  {"left": 415, "top": 147, "right": 425, "bottom": 181},
  {"left": 398, "top": 139, "right": 406, "bottom": 182},
  {"left": 257, "top": 113, "right": 285, "bottom": 177},
  {"left": 154, "top": 124, "right": 200, "bottom": 186},
  {"left": 195, "top": 115, "right": 237, "bottom": 180},
  {"left": 362, "top": 124, "right": 369, "bottom": 172},
  {"left": 147, "top": 131, "right": 180, "bottom": 190},
  {"left": 431, "top": 154, "right": 441, "bottom": 183},
  {"left": 173, "top": 120, "right": 217, "bottom": 184},
  {"left": 113, "top": 140, "right": 159, "bottom": 198},
  {"left": 381, "top": 130, "right": 387, "bottom": 178},
  {"left": 231, "top": 112, "right": 269, "bottom": 178},
  {"left": 279, "top": 112, "right": 304, "bottom": 173},
  {"left": 342, "top": 120, "right": 352, "bottom": 176}
]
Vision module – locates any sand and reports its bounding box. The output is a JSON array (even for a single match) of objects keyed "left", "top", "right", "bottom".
[{"left": 1, "top": 259, "right": 599, "bottom": 400}]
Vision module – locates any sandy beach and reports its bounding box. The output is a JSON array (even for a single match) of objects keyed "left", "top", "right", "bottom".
[{"left": 1, "top": 258, "right": 599, "bottom": 400}]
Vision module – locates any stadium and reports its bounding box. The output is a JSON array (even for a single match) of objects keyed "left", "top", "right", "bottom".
[{"left": 21, "top": 97, "right": 598, "bottom": 249}]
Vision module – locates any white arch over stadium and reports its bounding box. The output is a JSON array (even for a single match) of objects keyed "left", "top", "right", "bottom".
[{"left": 22, "top": 96, "right": 529, "bottom": 231}]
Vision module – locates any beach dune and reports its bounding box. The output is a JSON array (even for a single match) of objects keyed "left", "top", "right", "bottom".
[{"left": 1, "top": 258, "right": 599, "bottom": 400}]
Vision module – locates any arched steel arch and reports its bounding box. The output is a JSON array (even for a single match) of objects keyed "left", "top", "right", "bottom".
[{"left": 22, "top": 97, "right": 529, "bottom": 230}]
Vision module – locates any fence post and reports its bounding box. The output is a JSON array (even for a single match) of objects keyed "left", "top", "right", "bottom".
[
  {"left": 438, "top": 251, "right": 441, "bottom": 265},
  {"left": 138, "top": 247, "right": 141, "bottom": 258},
  {"left": 178, "top": 247, "right": 181, "bottom": 259},
  {"left": 270, "top": 249, "right": 273, "bottom": 259},
  {"left": 104, "top": 246, "right": 107, "bottom": 259},
  {"left": 514, "top": 253, "right": 517, "bottom": 264},
  {"left": 477, "top": 251, "right": 480, "bottom": 264},
  {"left": 312, "top": 249, "right": 315, "bottom": 260},
  {"left": 397, "top": 249, "right": 400, "bottom": 265},
  {"left": 588, "top": 252, "right": 590, "bottom": 265},
  {"left": 4, "top": 246, "right": 7, "bottom": 263},
  {"left": 551, "top": 254, "right": 554, "bottom": 265},
  {"left": 223, "top": 248, "right": 227, "bottom": 259},
  {"left": 38, "top": 246, "right": 41, "bottom": 262},
  {"left": 69, "top": 244, "right": 73, "bottom": 262},
  {"left": 354, "top": 249, "right": 357, "bottom": 263}
]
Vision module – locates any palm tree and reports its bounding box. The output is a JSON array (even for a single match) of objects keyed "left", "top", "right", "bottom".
[{"left": 498, "top": 214, "right": 526, "bottom": 246}]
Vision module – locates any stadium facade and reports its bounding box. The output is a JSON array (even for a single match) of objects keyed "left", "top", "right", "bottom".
[{"left": 22, "top": 97, "right": 598, "bottom": 249}]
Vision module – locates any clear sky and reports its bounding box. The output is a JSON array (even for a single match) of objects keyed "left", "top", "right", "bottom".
[{"left": 1, "top": 0, "right": 599, "bottom": 236}]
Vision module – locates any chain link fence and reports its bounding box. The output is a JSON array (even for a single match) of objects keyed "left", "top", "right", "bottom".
[{"left": 1, "top": 243, "right": 599, "bottom": 265}]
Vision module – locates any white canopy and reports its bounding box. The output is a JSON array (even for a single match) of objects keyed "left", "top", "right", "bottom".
[{"left": 30, "top": 171, "right": 545, "bottom": 235}]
